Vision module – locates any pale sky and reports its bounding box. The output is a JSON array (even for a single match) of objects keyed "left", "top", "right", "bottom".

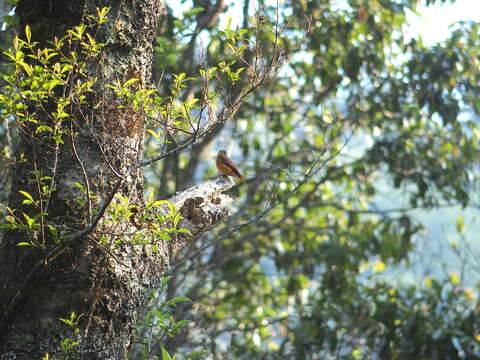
[
  {"left": 176, "top": 0, "right": 480, "bottom": 46},
  {"left": 406, "top": 0, "right": 480, "bottom": 45}
]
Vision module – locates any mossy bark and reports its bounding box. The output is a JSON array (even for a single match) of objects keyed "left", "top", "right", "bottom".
[{"left": 0, "top": 1, "right": 189, "bottom": 359}]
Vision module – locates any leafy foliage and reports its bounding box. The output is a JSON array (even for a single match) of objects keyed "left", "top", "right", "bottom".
[
  {"left": 134, "top": 0, "right": 480, "bottom": 359},
  {"left": 0, "top": 8, "right": 191, "bottom": 250}
]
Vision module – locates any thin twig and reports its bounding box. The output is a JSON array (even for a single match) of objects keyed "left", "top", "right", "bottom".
[{"left": 71, "top": 123, "right": 93, "bottom": 223}]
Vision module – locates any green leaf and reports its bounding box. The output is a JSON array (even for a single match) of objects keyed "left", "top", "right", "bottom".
[
  {"left": 176, "top": 228, "right": 191, "bottom": 234},
  {"left": 186, "top": 349, "right": 209, "bottom": 359},
  {"left": 352, "top": 349, "right": 363, "bottom": 359},
  {"left": 449, "top": 272, "right": 460, "bottom": 286},
  {"left": 22, "top": 213, "right": 35, "bottom": 230},
  {"left": 33, "top": 212, "right": 48, "bottom": 220},
  {"left": 59, "top": 317, "right": 74, "bottom": 326},
  {"left": 36, "top": 125, "right": 54, "bottom": 134},
  {"left": 25, "top": 25, "right": 31, "bottom": 44},
  {"left": 163, "top": 296, "right": 192, "bottom": 307},
  {"left": 19, "top": 190, "right": 33, "bottom": 202},
  {"left": 161, "top": 347, "right": 173, "bottom": 360},
  {"left": 146, "top": 128, "right": 160, "bottom": 140},
  {"left": 18, "top": 61, "right": 33, "bottom": 76},
  {"left": 456, "top": 216, "right": 464, "bottom": 233},
  {"left": 123, "top": 78, "right": 139, "bottom": 88},
  {"left": 74, "top": 182, "right": 85, "bottom": 191},
  {"left": 17, "top": 242, "right": 32, "bottom": 246},
  {"left": 185, "top": 7, "right": 205, "bottom": 17},
  {"left": 173, "top": 319, "right": 190, "bottom": 329}
]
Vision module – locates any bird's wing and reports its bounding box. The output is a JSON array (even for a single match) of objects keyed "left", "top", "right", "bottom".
[{"left": 223, "top": 157, "right": 243, "bottom": 178}]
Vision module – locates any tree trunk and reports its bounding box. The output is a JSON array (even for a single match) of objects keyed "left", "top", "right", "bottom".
[{"left": 0, "top": 1, "right": 232, "bottom": 358}]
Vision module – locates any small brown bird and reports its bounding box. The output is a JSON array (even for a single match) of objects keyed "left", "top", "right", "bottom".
[{"left": 216, "top": 149, "right": 245, "bottom": 181}]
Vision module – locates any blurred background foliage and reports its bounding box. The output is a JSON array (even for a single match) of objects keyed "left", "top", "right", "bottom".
[
  {"left": 1, "top": 0, "right": 479, "bottom": 358},
  {"left": 139, "top": 0, "right": 480, "bottom": 358}
]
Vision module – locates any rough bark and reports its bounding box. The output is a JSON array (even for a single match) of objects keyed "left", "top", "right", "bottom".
[{"left": 0, "top": 1, "right": 233, "bottom": 359}]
